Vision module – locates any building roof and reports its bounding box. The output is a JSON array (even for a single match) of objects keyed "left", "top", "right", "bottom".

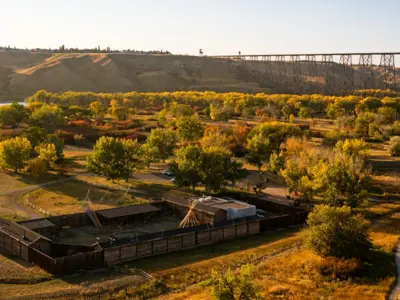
[
  {"left": 96, "top": 204, "right": 161, "bottom": 219},
  {"left": 19, "top": 219, "right": 56, "bottom": 230},
  {"left": 198, "top": 197, "right": 252, "bottom": 210},
  {"left": 0, "top": 218, "right": 44, "bottom": 244},
  {"left": 166, "top": 197, "right": 226, "bottom": 215}
]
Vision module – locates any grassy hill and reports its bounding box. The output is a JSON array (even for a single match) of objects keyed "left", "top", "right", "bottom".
[
  {"left": 0, "top": 52, "right": 270, "bottom": 102},
  {"left": 0, "top": 51, "right": 398, "bottom": 102}
]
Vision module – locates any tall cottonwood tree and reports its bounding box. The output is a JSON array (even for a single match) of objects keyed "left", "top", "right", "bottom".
[
  {"left": 87, "top": 137, "right": 142, "bottom": 182},
  {"left": 0, "top": 137, "right": 32, "bottom": 172}
]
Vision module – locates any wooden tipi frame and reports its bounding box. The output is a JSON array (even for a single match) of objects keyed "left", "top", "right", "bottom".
[{"left": 179, "top": 200, "right": 201, "bottom": 228}]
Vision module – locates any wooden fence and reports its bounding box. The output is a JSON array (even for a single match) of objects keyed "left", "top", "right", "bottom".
[
  {"left": 103, "top": 220, "right": 260, "bottom": 265},
  {"left": 28, "top": 246, "right": 103, "bottom": 274}
]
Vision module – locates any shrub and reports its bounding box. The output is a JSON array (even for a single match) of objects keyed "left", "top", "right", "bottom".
[
  {"left": 28, "top": 158, "right": 47, "bottom": 176},
  {"left": 324, "top": 129, "right": 349, "bottom": 144},
  {"left": 389, "top": 136, "right": 400, "bottom": 157},
  {"left": 305, "top": 205, "right": 371, "bottom": 259}
]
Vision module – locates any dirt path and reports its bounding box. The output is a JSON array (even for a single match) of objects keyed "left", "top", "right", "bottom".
[{"left": 0, "top": 176, "right": 80, "bottom": 219}]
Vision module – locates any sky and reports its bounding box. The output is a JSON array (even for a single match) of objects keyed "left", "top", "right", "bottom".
[{"left": 1, "top": 0, "right": 399, "bottom": 56}]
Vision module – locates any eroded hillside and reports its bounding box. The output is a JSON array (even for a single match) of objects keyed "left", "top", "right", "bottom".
[{"left": 0, "top": 52, "right": 268, "bottom": 102}]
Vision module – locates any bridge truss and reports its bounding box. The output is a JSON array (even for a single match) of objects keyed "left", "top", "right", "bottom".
[{"left": 210, "top": 52, "right": 399, "bottom": 94}]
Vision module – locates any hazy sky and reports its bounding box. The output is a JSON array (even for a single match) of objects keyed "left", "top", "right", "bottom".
[{"left": 1, "top": 0, "right": 399, "bottom": 55}]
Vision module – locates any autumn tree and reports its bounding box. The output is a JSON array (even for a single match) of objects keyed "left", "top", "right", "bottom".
[
  {"left": 281, "top": 105, "right": 291, "bottom": 120},
  {"left": 90, "top": 101, "right": 106, "bottom": 121},
  {"left": 35, "top": 143, "right": 58, "bottom": 170},
  {"left": 29, "top": 104, "right": 64, "bottom": 132},
  {"left": 87, "top": 136, "right": 143, "bottom": 182},
  {"left": 299, "top": 107, "right": 310, "bottom": 119},
  {"left": 268, "top": 151, "right": 285, "bottom": 174},
  {"left": 0, "top": 137, "right": 32, "bottom": 172},
  {"left": 334, "top": 139, "right": 369, "bottom": 163},
  {"left": 201, "top": 128, "right": 232, "bottom": 151},
  {"left": 146, "top": 128, "right": 179, "bottom": 162},
  {"left": 176, "top": 116, "right": 203, "bottom": 141}
]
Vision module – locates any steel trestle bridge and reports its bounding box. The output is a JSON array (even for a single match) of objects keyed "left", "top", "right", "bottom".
[{"left": 209, "top": 52, "right": 399, "bottom": 94}]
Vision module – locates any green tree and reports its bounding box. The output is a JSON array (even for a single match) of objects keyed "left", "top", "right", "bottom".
[
  {"left": 200, "top": 147, "right": 232, "bottom": 192},
  {"left": 22, "top": 126, "right": 47, "bottom": 148},
  {"left": 110, "top": 106, "right": 130, "bottom": 120},
  {"left": 280, "top": 158, "right": 314, "bottom": 201},
  {"left": 245, "top": 134, "right": 271, "bottom": 172},
  {"left": 46, "top": 134, "right": 64, "bottom": 160},
  {"left": 146, "top": 128, "right": 179, "bottom": 162},
  {"left": 377, "top": 106, "right": 396, "bottom": 124},
  {"left": 334, "top": 139, "right": 369, "bottom": 162},
  {"left": 269, "top": 151, "right": 285, "bottom": 175},
  {"left": 368, "top": 122, "right": 382, "bottom": 140},
  {"left": 90, "top": 101, "right": 106, "bottom": 121},
  {"left": 87, "top": 137, "right": 143, "bottom": 182},
  {"left": 169, "top": 145, "right": 203, "bottom": 191},
  {"left": 176, "top": 116, "right": 203, "bottom": 141},
  {"left": 68, "top": 105, "right": 87, "bottom": 120},
  {"left": 206, "top": 268, "right": 235, "bottom": 300},
  {"left": 0, "top": 105, "right": 16, "bottom": 127},
  {"left": 10, "top": 102, "right": 26, "bottom": 123},
  {"left": 140, "top": 143, "right": 160, "bottom": 168},
  {"left": 0, "top": 137, "right": 32, "bottom": 172},
  {"left": 305, "top": 205, "right": 371, "bottom": 259},
  {"left": 281, "top": 105, "right": 291, "bottom": 120},
  {"left": 237, "top": 264, "right": 262, "bottom": 300},
  {"left": 326, "top": 103, "right": 345, "bottom": 120},
  {"left": 35, "top": 143, "right": 57, "bottom": 170},
  {"left": 29, "top": 104, "right": 64, "bottom": 132},
  {"left": 203, "top": 265, "right": 261, "bottom": 300},
  {"left": 225, "top": 160, "right": 248, "bottom": 188},
  {"left": 299, "top": 107, "right": 310, "bottom": 119},
  {"left": 201, "top": 129, "right": 232, "bottom": 151},
  {"left": 249, "top": 121, "right": 301, "bottom": 152}
]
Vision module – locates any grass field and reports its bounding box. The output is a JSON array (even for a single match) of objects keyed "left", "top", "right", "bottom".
[
  {"left": 0, "top": 198, "right": 399, "bottom": 299},
  {"left": 27, "top": 179, "right": 149, "bottom": 215}
]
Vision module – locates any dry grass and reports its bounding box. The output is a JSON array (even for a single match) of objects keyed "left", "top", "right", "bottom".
[
  {"left": 0, "top": 249, "right": 51, "bottom": 283},
  {"left": 27, "top": 179, "right": 148, "bottom": 215},
  {"left": 63, "top": 145, "right": 92, "bottom": 158}
]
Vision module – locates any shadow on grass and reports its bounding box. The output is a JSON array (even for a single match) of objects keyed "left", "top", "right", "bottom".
[
  {"left": 124, "top": 228, "right": 299, "bottom": 273},
  {"left": 2, "top": 170, "right": 65, "bottom": 187},
  {"left": 55, "top": 228, "right": 299, "bottom": 287}
]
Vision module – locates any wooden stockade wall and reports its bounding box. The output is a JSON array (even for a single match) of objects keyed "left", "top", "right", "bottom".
[
  {"left": 28, "top": 246, "right": 103, "bottom": 274},
  {"left": 0, "top": 230, "right": 30, "bottom": 261},
  {"left": 103, "top": 220, "right": 260, "bottom": 265},
  {"left": 0, "top": 196, "right": 308, "bottom": 275}
]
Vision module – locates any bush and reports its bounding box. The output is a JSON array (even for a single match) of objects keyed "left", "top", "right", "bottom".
[
  {"left": 305, "top": 205, "right": 371, "bottom": 259},
  {"left": 28, "top": 158, "right": 47, "bottom": 176},
  {"left": 324, "top": 129, "right": 349, "bottom": 144},
  {"left": 318, "top": 257, "right": 362, "bottom": 280},
  {"left": 389, "top": 136, "right": 400, "bottom": 157}
]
